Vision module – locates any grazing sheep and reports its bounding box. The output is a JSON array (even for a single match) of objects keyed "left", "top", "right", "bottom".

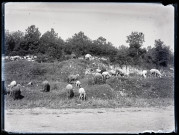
[
  {"left": 142, "top": 70, "right": 148, "bottom": 78},
  {"left": 79, "top": 87, "right": 86, "bottom": 100},
  {"left": 102, "top": 71, "right": 111, "bottom": 79},
  {"left": 66, "top": 84, "right": 74, "bottom": 99},
  {"left": 142, "top": 70, "right": 151, "bottom": 78},
  {"left": 8, "top": 80, "right": 17, "bottom": 89},
  {"left": 68, "top": 74, "right": 80, "bottom": 83},
  {"left": 27, "top": 81, "right": 33, "bottom": 86},
  {"left": 100, "top": 68, "right": 106, "bottom": 74},
  {"left": 94, "top": 73, "right": 104, "bottom": 84},
  {"left": 85, "top": 70, "right": 90, "bottom": 75},
  {"left": 42, "top": 81, "right": 50, "bottom": 92},
  {"left": 85, "top": 54, "right": 92, "bottom": 60},
  {"left": 96, "top": 68, "right": 101, "bottom": 73},
  {"left": 115, "top": 68, "right": 125, "bottom": 77},
  {"left": 150, "top": 69, "right": 162, "bottom": 78},
  {"left": 109, "top": 69, "right": 117, "bottom": 76},
  {"left": 75, "top": 80, "right": 81, "bottom": 88},
  {"left": 9, "top": 84, "right": 24, "bottom": 100},
  {"left": 71, "top": 53, "right": 76, "bottom": 59},
  {"left": 85, "top": 68, "right": 92, "bottom": 75},
  {"left": 5, "top": 56, "right": 9, "bottom": 60}
]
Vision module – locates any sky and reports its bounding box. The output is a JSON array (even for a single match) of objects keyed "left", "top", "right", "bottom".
[{"left": 4, "top": 2, "right": 175, "bottom": 52}]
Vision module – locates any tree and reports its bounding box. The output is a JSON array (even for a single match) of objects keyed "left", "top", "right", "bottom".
[
  {"left": 65, "top": 31, "right": 91, "bottom": 57},
  {"left": 93, "top": 37, "right": 113, "bottom": 56},
  {"left": 40, "top": 28, "right": 58, "bottom": 44},
  {"left": 126, "top": 32, "right": 145, "bottom": 47},
  {"left": 5, "top": 30, "right": 25, "bottom": 55},
  {"left": 115, "top": 45, "right": 130, "bottom": 67},
  {"left": 126, "top": 32, "right": 145, "bottom": 66},
  {"left": 5, "top": 30, "right": 15, "bottom": 55},
  {"left": 143, "top": 39, "right": 173, "bottom": 69},
  {"left": 126, "top": 32, "right": 145, "bottom": 56},
  {"left": 153, "top": 39, "right": 172, "bottom": 68},
  {"left": 24, "top": 25, "right": 41, "bottom": 54},
  {"left": 39, "top": 28, "right": 64, "bottom": 60},
  {"left": 96, "top": 36, "right": 107, "bottom": 45}
]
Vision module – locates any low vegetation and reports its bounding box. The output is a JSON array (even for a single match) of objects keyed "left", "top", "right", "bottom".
[{"left": 4, "top": 59, "right": 174, "bottom": 109}]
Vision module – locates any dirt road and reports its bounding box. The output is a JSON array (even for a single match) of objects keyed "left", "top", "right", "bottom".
[{"left": 4, "top": 106, "right": 175, "bottom": 133}]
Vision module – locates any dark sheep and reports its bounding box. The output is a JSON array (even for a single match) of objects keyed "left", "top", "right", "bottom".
[
  {"left": 42, "top": 81, "right": 50, "bottom": 92},
  {"left": 9, "top": 84, "right": 24, "bottom": 100},
  {"left": 66, "top": 84, "right": 74, "bottom": 99},
  {"left": 94, "top": 73, "right": 104, "bottom": 84},
  {"left": 67, "top": 89, "right": 74, "bottom": 99},
  {"left": 115, "top": 69, "right": 125, "bottom": 76}
]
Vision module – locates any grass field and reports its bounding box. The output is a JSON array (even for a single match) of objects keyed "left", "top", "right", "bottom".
[{"left": 3, "top": 59, "right": 174, "bottom": 109}]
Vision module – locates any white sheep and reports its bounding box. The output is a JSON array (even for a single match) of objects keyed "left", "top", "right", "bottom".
[
  {"left": 66, "top": 84, "right": 73, "bottom": 90},
  {"left": 5, "top": 56, "right": 9, "bottom": 60},
  {"left": 85, "top": 70, "right": 90, "bottom": 75},
  {"left": 108, "top": 69, "right": 117, "bottom": 76},
  {"left": 142, "top": 70, "right": 148, "bottom": 78},
  {"left": 85, "top": 54, "right": 92, "bottom": 60},
  {"left": 75, "top": 80, "right": 81, "bottom": 88},
  {"left": 79, "top": 87, "right": 86, "bottom": 100},
  {"left": 8, "top": 81, "right": 17, "bottom": 90},
  {"left": 27, "top": 81, "right": 33, "bottom": 86},
  {"left": 115, "top": 68, "right": 125, "bottom": 77},
  {"left": 170, "top": 68, "right": 174, "bottom": 71},
  {"left": 96, "top": 68, "right": 101, "bottom": 73},
  {"left": 68, "top": 74, "right": 80, "bottom": 83},
  {"left": 150, "top": 69, "right": 162, "bottom": 78},
  {"left": 102, "top": 71, "right": 111, "bottom": 79},
  {"left": 85, "top": 68, "right": 92, "bottom": 75}
]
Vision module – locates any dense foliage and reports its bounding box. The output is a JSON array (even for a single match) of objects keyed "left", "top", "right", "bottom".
[{"left": 4, "top": 25, "right": 174, "bottom": 69}]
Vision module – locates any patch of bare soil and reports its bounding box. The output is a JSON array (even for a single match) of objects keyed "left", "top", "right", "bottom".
[{"left": 4, "top": 106, "right": 175, "bottom": 133}]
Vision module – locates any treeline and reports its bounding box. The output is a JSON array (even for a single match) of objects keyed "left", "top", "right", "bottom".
[{"left": 4, "top": 25, "right": 174, "bottom": 69}]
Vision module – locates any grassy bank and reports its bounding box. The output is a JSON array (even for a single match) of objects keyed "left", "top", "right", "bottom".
[{"left": 3, "top": 59, "right": 174, "bottom": 109}]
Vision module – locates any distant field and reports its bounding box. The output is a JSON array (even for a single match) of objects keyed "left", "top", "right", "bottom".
[{"left": 3, "top": 59, "right": 174, "bottom": 109}]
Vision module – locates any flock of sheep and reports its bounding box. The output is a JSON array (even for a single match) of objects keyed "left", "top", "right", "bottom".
[
  {"left": 5, "top": 79, "right": 87, "bottom": 101},
  {"left": 84, "top": 65, "right": 163, "bottom": 80},
  {"left": 64, "top": 54, "right": 164, "bottom": 101},
  {"left": 2, "top": 55, "right": 37, "bottom": 62},
  {"left": 5, "top": 53, "right": 164, "bottom": 101}
]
